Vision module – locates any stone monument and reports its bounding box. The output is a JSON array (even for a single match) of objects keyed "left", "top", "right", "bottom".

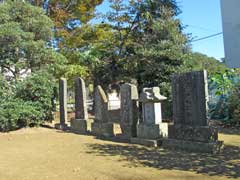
[
  {"left": 131, "top": 87, "right": 168, "bottom": 147},
  {"left": 120, "top": 83, "right": 139, "bottom": 138},
  {"left": 91, "top": 85, "right": 114, "bottom": 137},
  {"left": 55, "top": 78, "right": 68, "bottom": 130},
  {"left": 162, "top": 70, "right": 223, "bottom": 153},
  {"left": 71, "top": 77, "right": 88, "bottom": 133}
]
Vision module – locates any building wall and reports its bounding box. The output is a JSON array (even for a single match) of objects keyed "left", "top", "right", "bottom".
[{"left": 221, "top": 0, "right": 240, "bottom": 68}]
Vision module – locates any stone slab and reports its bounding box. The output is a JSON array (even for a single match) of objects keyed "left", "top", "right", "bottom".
[
  {"left": 130, "top": 138, "right": 159, "bottom": 147},
  {"left": 70, "top": 119, "right": 87, "bottom": 134},
  {"left": 168, "top": 125, "right": 218, "bottom": 142},
  {"left": 172, "top": 70, "right": 209, "bottom": 126},
  {"left": 59, "top": 78, "right": 68, "bottom": 125},
  {"left": 94, "top": 86, "right": 109, "bottom": 123},
  {"left": 137, "top": 123, "right": 168, "bottom": 139},
  {"left": 160, "top": 139, "right": 224, "bottom": 154},
  {"left": 91, "top": 122, "right": 114, "bottom": 137},
  {"left": 75, "top": 77, "right": 88, "bottom": 120},
  {"left": 120, "top": 83, "right": 139, "bottom": 138}
]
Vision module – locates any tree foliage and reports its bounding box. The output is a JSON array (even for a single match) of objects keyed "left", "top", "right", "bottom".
[{"left": 0, "top": 1, "right": 63, "bottom": 80}]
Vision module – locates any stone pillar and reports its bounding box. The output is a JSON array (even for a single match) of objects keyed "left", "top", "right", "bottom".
[
  {"left": 161, "top": 70, "right": 223, "bottom": 153},
  {"left": 70, "top": 77, "right": 88, "bottom": 133},
  {"left": 120, "top": 83, "right": 139, "bottom": 138},
  {"left": 55, "top": 78, "right": 68, "bottom": 130},
  {"left": 131, "top": 87, "right": 168, "bottom": 147},
  {"left": 91, "top": 85, "right": 114, "bottom": 137}
]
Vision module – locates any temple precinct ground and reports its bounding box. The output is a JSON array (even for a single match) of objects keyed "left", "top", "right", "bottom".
[{"left": 0, "top": 126, "right": 239, "bottom": 180}]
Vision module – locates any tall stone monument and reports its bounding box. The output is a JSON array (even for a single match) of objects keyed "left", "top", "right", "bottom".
[
  {"left": 71, "top": 77, "right": 88, "bottom": 133},
  {"left": 120, "top": 83, "right": 139, "bottom": 138},
  {"left": 55, "top": 78, "right": 68, "bottom": 130},
  {"left": 162, "top": 70, "right": 223, "bottom": 153},
  {"left": 91, "top": 85, "right": 114, "bottom": 137},
  {"left": 131, "top": 87, "right": 168, "bottom": 147}
]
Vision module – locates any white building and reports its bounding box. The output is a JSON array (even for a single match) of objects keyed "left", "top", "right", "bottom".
[{"left": 221, "top": 0, "right": 240, "bottom": 68}]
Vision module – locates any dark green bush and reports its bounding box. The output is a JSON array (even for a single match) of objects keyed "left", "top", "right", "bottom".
[
  {"left": 0, "top": 98, "right": 44, "bottom": 132},
  {"left": 228, "top": 86, "right": 240, "bottom": 125},
  {"left": 0, "top": 71, "right": 57, "bottom": 132},
  {"left": 15, "top": 70, "right": 56, "bottom": 120}
]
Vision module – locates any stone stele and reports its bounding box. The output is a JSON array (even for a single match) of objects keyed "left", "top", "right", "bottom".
[
  {"left": 71, "top": 77, "right": 88, "bottom": 133},
  {"left": 91, "top": 85, "right": 114, "bottom": 137}
]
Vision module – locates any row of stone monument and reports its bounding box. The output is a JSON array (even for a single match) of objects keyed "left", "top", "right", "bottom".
[{"left": 56, "top": 70, "right": 223, "bottom": 154}]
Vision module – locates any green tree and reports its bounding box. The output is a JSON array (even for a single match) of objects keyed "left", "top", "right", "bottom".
[
  {"left": 0, "top": 1, "right": 63, "bottom": 80},
  {"left": 182, "top": 52, "right": 227, "bottom": 75},
  {"left": 92, "top": 0, "right": 189, "bottom": 91}
]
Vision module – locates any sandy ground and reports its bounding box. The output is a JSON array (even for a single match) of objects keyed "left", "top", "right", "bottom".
[{"left": 0, "top": 127, "right": 239, "bottom": 180}]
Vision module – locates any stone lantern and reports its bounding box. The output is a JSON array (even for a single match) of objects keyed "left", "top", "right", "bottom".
[{"left": 131, "top": 87, "right": 168, "bottom": 146}]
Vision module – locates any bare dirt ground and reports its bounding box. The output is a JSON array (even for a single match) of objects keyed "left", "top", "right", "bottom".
[{"left": 0, "top": 127, "right": 239, "bottom": 180}]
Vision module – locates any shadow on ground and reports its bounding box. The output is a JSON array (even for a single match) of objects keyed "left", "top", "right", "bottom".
[{"left": 86, "top": 143, "right": 240, "bottom": 178}]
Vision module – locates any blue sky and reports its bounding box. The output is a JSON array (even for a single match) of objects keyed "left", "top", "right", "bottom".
[{"left": 96, "top": 0, "right": 224, "bottom": 60}]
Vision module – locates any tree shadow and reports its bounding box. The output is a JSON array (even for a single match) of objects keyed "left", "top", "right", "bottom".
[{"left": 86, "top": 143, "right": 240, "bottom": 178}]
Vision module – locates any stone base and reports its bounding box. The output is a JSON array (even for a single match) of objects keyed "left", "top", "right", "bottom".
[
  {"left": 168, "top": 125, "right": 218, "bottom": 142},
  {"left": 120, "top": 124, "right": 137, "bottom": 139},
  {"left": 130, "top": 138, "right": 159, "bottom": 147},
  {"left": 160, "top": 139, "right": 224, "bottom": 154},
  {"left": 137, "top": 123, "right": 168, "bottom": 139},
  {"left": 70, "top": 119, "right": 87, "bottom": 134},
  {"left": 91, "top": 122, "right": 114, "bottom": 137},
  {"left": 55, "top": 123, "right": 68, "bottom": 130}
]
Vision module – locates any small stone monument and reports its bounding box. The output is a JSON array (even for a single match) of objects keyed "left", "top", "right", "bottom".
[
  {"left": 70, "top": 77, "right": 88, "bottom": 133},
  {"left": 55, "top": 78, "right": 68, "bottom": 130},
  {"left": 162, "top": 70, "right": 223, "bottom": 153},
  {"left": 91, "top": 85, "right": 114, "bottom": 137},
  {"left": 131, "top": 87, "right": 168, "bottom": 147},
  {"left": 120, "top": 83, "right": 139, "bottom": 138}
]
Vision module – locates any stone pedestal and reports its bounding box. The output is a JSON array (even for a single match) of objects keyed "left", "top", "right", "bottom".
[
  {"left": 91, "top": 121, "right": 114, "bottom": 137},
  {"left": 71, "top": 119, "right": 87, "bottom": 133},
  {"left": 131, "top": 87, "right": 167, "bottom": 147},
  {"left": 137, "top": 123, "right": 168, "bottom": 139}
]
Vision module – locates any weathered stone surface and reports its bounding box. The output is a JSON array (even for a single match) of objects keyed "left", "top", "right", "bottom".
[
  {"left": 120, "top": 83, "right": 139, "bottom": 138},
  {"left": 94, "top": 85, "right": 109, "bottom": 123},
  {"left": 160, "top": 139, "right": 224, "bottom": 154},
  {"left": 137, "top": 123, "right": 168, "bottom": 139},
  {"left": 91, "top": 122, "right": 114, "bottom": 137},
  {"left": 70, "top": 119, "right": 87, "bottom": 134},
  {"left": 172, "top": 70, "right": 209, "bottom": 126},
  {"left": 59, "top": 78, "right": 68, "bottom": 125},
  {"left": 144, "top": 102, "right": 163, "bottom": 125},
  {"left": 168, "top": 125, "right": 218, "bottom": 142},
  {"left": 75, "top": 77, "right": 88, "bottom": 120}
]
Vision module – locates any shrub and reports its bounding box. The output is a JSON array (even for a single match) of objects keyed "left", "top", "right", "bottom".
[
  {"left": 0, "top": 98, "right": 44, "bottom": 132},
  {"left": 228, "top": 86, "right": 240, "bottom": 125},
  {"left": 15, "top": 70, "right": 57, "bottom": 120}
]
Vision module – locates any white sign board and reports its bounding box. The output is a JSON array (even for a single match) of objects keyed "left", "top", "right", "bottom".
[{"left": 221, "top": 0, "right": 240, "bottom": 68}]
